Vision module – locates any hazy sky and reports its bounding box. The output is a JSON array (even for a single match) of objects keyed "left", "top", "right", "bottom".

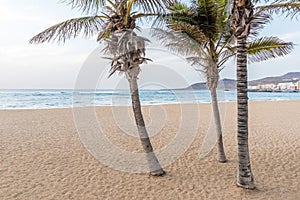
[{"left": 0, "top": 0, "right": 299, "bottom": 89}]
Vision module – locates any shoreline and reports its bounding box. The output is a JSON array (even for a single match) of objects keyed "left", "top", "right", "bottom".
[{"left": 1, "top": 99, "right": 300, "bottom": 111}]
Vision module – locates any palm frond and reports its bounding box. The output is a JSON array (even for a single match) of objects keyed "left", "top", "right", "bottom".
[
  {"left": 103, "top": 30, "right": 152, "bottom": 77},
  {"left": 194, "top": 0, "right": 228, "bottom": 38},
  {"left": 151, "top": 2, "right": 195, "bottom": 29},
  {"left": 154, "top": 0, "right": 229, "bottom": 38},
  {"left": 97, "top": 21, "right": 113, "bottom": 41},
  {"left": 152, "top": 27, "right": 207, "bottom": 57},
  {"left": 132, "top": 0, "right": 173, "bottom": 13},
  {"left": 215, "top": 21, "right": 235, "bottom": 52},
  {"left": 168, "top": 2, "right": 192, "bottom": 17},
  {"left": 250, "top": 12, "right": 272, "bottom": 37},
  {"left": 133, "top": 13, "right": 158, "bottom": 19},
  {"left": 247, "top": 37, "right": 294, "bottom": 63},
  {"left": 30, "top": 16, "right": 106, "bottom": 44},
  {"left": 105, "top": 5, "right": 117, "bottom": 14},
  {"left": 255, "top": 1, "right": 300, "bottom": 19},
  {"left": 131, "top": 13, "right": 158, "bottom": 26},
  {"left": 61, "top": 0, "right": 105, "bottom": 14},
  {"left": 153, "top": 0, "right": 233, "bottom": 70},
  {"left": 168, "top": 22, "right": 207, "bottom": 44},
  {"left": 252, "top": 0, "right": 270, "bottom": 4},
  {"left": 186, "top": 56, "right": 209, "bottom": 69},
  {"left": 217, "top": 47, "right": 236, "bottom": 66}
]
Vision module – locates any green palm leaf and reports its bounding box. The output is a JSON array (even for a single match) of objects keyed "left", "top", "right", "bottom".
[
  {"left": 247, "top": 37, "right": 294, "bottom": 63},
  {"left": 30, "top": 16, "right": 107, "bottom": 44},
  {"left": 154, "top": 0, "right": 228, "bottom": 39},
  {"left": 153, "top": 0, "right": 233, "bottom": 68},
  {"left": 168, "top": 22, "right": 207, "bottom": 44},
  {"left": 152, "top": 27, "right": 207, "bottom": 57},
  {"left": 152, "top": 2, "right": 195, "bottom": 30}
]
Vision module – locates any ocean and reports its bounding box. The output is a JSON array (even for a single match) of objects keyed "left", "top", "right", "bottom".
[{"left": 1, "top": 89, "right": 300, "bottom": 110}]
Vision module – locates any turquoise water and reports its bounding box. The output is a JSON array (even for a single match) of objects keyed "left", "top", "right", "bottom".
[{"left": 0, "top": 89, "right": 300, "bottom": 110}]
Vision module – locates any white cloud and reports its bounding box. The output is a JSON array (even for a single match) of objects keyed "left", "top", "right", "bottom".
[
  {"left": 280, "top": 31, "right": 300, "bottom": 42},
  {"left": 0, "top": 4, "right": 54, "bottom": 24},
  {"left": 0, "top": 40, "right": 97, "bottom": 89}
]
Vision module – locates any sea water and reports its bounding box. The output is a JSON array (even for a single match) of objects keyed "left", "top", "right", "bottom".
[{"left": 0, "top": 89, "right": 300, "bottom": 110}]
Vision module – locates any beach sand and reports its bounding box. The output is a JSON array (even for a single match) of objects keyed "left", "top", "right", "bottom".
[{"left": 1, "top": 101, "right": 300, "bottom": 199}]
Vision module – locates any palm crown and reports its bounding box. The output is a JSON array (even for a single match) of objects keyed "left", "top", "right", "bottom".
[
  {"left": 30, "top": 0, "right": 171, "bottom": 77},
  {"left": 154, "top": 0, "right": 296, "bottom": 75},
  {"left": 30, "top": 0, "right": 171, "bottom": 44}
]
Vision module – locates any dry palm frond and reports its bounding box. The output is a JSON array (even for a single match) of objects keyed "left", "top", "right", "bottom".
[
  {"left": 250, "top": 12, "right": 272, "bottom": 37},
  {"left": 103, "top": 30, "right": 152, "bottom": 77},
  {"left": 256, "top": 1, "right": 300, "bottom": 19},
  {"left": 61, "top": 0, "right": 105, "bottom": 14},
  {"left": 218, "top": 47, "right": 236, "bottom": 66},
  {"left": 30, "top": 16, "right": 106, "bottom": 44},
  {"left": 97, "top": 22, "right": 113, "bottom": 41},
  {"left": 132, "top": 0, "right": 173, "bottom": 13},
  {"left": 186, "top": 56, "right": 210, "bottom": 70}
]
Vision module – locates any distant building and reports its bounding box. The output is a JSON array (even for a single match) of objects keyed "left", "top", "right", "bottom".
[
  {"left": 297, "top": 81, "right": 300, "bottom": 90},
  {"left": 258, "top": 84, "right": 276, "bottom": 90},
  {"left": 277, "top": 82, "right": 298, "bottom": 90},
  {"left": 277, "top": 82, "right": 293, "bottom": 90},
  {"left": 248, "top": 86, "right": 257, "bottom": 90},
  {"left": 290, "top": 83, "right": 297, "bottom": 90}
]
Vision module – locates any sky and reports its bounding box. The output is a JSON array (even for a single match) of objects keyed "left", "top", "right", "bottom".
[{"left": 0, "top": 0, "right": 299, "bottom": 89}]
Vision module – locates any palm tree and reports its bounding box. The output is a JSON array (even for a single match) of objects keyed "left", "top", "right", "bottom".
[
  {"left": 153, "top": 0, "right": 293, "bottom": 163},
  {"left": 30, "top": 0, "right": 172, "bottom": 176},
  {"left": 231, "top": 0, "right": 256, "bottom": 189},
  {"left": 103, "top": 29, "right": 166, "bottom": 175},
  {"left": 154, "top": 0, "right": 231, "bottom": 163},
  {"left": 231, "top": 0, "right": 300, "bottom": 189}
]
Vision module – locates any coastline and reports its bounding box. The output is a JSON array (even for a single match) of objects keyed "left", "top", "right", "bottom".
[
  {"left": 2, "top": 90, "right": 300, "bottom": 110},
  {"left": 1, "top": 100, "right": 300, "bottom": 199},
  {"left": 1, "top": 99, "right": 300, "bottom": 111}
]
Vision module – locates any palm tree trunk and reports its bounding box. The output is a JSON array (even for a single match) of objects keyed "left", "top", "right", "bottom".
[
  {"left": 236, "top": 35, "right": 255, "bottom": 189},
  {"left": 210, "top": 88, "right": 227, "bottom": 162},
  {"left": 127, "top": 69, "right": 165, "bottom": 176}
]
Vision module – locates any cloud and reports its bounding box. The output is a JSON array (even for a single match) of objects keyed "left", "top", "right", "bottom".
[
  {"left": 0, "top": 40, "right": 97, "bottom": 89},
  {"left": 0, "top": 4, "right": 54, "bottom": 24},
  {"left": 279, "top": 32, "right": 300, "bottom": 42}
]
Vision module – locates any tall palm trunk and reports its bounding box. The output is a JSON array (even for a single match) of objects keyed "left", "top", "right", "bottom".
[
  {"left": 207, "top": 61, "right": 227, "bottom": 162},
  {"left": 210, "top": 87, "right": 227, "bottom": 162},
  {"left": 232, "top": 0, "right": 255, "bottom": 189},
  {"left": 126, "top": 68, "right": 165, "bottom": 176},
  {"left": 236, "top": 35, "right": 255, "bottom": 189}
]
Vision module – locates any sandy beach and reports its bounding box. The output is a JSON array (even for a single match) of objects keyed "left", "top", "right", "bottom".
[{"left": 1, "top": 100, "right": 300, "bottom": 199}]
